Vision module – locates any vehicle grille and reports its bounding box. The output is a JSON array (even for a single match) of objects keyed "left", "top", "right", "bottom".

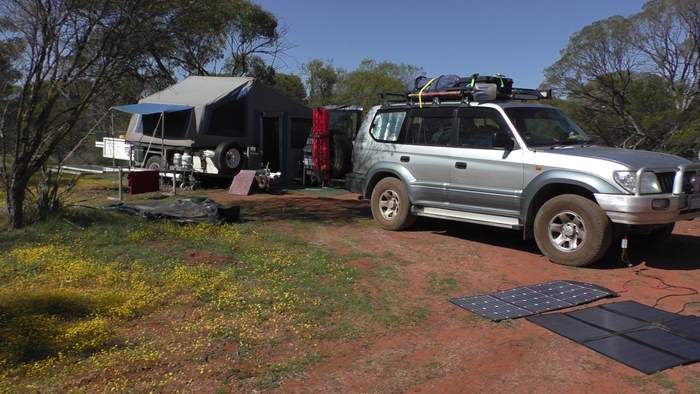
[{"left": 657, "top": 172, "right": 675, "bottom": 193}]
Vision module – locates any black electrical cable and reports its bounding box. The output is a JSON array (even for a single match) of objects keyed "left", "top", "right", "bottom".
[
  {"left": 636, "top": 268, "right": 699, "bottom": 314},
  {"left": 613, "top": 266, "right": 699, "bottom": 314}
]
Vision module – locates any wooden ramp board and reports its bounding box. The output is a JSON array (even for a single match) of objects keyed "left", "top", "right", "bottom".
[{"left": 228, "top": 170, "right": 256, "bottom": 196}]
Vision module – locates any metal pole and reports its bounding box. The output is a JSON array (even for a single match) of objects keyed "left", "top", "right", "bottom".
[
  {"left": 118, "top": 166, "right": 123, "bottom": 201},
  {"left": 111, "top": 111, "right": 116, "bottom": 169},
  {"left": 161, "top": 112, "right": 165, "bottom": 168},
  {"left": 172, "top": 169, "right": 176, "bottom": 196}
]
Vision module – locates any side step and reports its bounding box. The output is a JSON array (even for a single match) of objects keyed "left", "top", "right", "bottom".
[{"left": 413, "top": 206, "right": 521, "bottom": 229}]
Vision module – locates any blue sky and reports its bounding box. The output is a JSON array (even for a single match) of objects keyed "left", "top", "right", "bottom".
[{"left": 254, "top": 0, "right": 647, "bottom": 88}]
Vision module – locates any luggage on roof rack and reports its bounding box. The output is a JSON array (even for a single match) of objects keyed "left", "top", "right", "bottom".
[
  {"left": 451, "top": 74, "right": 513, "bottom": 99},
  {"left": 398, "top": 73, "right": 551, "bottom": 107}
]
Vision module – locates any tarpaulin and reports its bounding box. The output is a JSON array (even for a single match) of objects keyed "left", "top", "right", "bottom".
[{"left": 105, "top": 198, "right": 239, "bottom": 224}]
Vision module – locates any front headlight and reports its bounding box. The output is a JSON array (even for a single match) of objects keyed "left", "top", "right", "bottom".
[{"left": 613, "top": 171, "right": 661, "bottom": 194}]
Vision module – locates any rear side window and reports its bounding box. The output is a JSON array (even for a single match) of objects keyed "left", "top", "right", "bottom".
[
  {"left": 370, "top": 111, "right": 406, "bottom": 142},
  {"left": 458, "top": 108, "right": 510, "bottom": 149},
  {"left": 402, "top": 108, "right": 454, "bottom": 146}
]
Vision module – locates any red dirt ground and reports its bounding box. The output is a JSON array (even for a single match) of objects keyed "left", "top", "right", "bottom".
[{"left": 210, "top": 189, "right": 700, "bottom": 393}]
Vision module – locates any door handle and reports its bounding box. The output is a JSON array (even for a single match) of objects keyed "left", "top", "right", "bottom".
[
  {"left": 400, "top": 156, "right": 410, "bottom": 163},
  {"left": 455, "top": 162, "right": 467, "bottom": 169}
]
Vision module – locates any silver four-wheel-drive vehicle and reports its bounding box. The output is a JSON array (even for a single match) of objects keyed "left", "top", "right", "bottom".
[{"left": 346, "top": 82, "right": 700, "bottom": 267}]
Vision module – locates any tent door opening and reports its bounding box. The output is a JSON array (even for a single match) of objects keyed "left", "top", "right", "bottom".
[{"left": 261, "top": 115, "right": 281, "bottom": 172}]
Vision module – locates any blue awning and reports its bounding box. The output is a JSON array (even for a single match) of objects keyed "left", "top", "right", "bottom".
[{"left": 111, "top": 103, "right": 193, "bottom": 115}]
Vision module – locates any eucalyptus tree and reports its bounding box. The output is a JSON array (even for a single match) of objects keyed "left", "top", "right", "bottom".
[{"left": 543, "top": 0, "right": 699, "bottom": 153}]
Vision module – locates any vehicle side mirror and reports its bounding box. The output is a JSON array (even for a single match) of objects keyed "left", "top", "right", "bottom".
[{"left": 493, "top": 131, "right": 515, "bottom": 150}]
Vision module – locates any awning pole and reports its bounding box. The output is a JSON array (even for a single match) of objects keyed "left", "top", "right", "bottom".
[
  {"left": 141, "top": 114, "right": 162, "bottom": 168},
  {"left": 161, "top": 112, "right": 165, "bottom": 169},
  {"left": 111, "top": 111, "right": 116, "bottom": 168}
]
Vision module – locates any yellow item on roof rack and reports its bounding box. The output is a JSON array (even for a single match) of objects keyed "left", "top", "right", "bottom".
[{"left": 418, "top": 77, "right": 437, "bottom": 109}]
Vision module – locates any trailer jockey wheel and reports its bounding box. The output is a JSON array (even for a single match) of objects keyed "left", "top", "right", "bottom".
[
  {"left": 145, "top": 155, "right": 163, "bottom": 170},
  {"left": 214, "top": 141, "right": 245, "bottom": 174}
]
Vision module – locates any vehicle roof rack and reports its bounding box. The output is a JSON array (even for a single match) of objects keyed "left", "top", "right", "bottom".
[{"left": 381, "top": 87, "right": 553, "bottom": 107}]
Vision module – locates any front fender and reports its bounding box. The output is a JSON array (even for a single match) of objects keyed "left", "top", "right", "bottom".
[
  {"left": 521, "top": 169, "right": 621, "bottom": 223},
  {"left": 363, "top": 162, "right": 416, "bottom": 199}
]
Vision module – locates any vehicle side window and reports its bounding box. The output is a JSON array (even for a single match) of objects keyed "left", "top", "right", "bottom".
[
  {"left": 369, "top": 111, "right": 406, "bottom": 142},
  {"left": 458, "top": 108, "right": 510, "bottom": 149},
  {"left": 521, "top": 117, "right": 569, "bottom": 142},
  {"left": 402, "top": 108, "right": 454, "bottom": 146}
]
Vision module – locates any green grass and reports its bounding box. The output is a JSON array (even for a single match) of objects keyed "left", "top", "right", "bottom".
[
  {"left": 0, "top": 207, "right": 379, "bottom": 391},
  {"left": 426, "top": 272, "right": 459, "bottom": 295}
]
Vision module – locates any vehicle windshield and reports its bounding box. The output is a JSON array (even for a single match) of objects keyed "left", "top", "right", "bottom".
[{"left": 504, "top": 107, "right": 590, "bottom": 147}]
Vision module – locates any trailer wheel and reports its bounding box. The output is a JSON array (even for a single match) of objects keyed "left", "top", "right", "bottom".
[
  {"left": 214, "top": 142, "right": 245, "bottom": 174},
  {"left": 145, "top": 155, "right": 163, "bottom": 170}
]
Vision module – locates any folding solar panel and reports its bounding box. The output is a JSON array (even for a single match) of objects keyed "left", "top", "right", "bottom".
[
  {"left": 665, "top": 316, "right": 700, "bottom": 342},
  {"left": 450, "top": 280, "right": 616, "bottom": 321},
  {"left": 584, "top": 335, "right": 684, "bottom": 374},
  {"left": 527, "top": 301, "right": 700, "bottom": 374}
]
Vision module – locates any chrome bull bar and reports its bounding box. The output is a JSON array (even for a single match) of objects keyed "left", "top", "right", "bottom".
[{"left": 634, "top": 163, "right": 700, "bottom": 196}]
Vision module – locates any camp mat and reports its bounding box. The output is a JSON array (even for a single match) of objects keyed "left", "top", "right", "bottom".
[
  {"left": 450, "top": 280, "right": 616, "bottom": 321},
  {"left": 527, "top": 301, "right": 700, "bottom": 374}
]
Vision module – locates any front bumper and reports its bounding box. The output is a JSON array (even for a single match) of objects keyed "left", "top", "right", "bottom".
[
  {"left": 595, "top": 193, "right": 700, "bottom": 225},
  {"left": 595, "top": 162, "right": 700, "bottom": 225}
]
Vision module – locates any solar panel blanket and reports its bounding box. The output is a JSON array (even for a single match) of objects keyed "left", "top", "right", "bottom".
[
  {"left": 450, "top": 280, "right": 616, "bottom": 321},
  {"left": 527, "top": 301, "right": 700, "bottom": 374}
]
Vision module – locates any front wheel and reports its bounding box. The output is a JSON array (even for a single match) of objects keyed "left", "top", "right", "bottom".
[
  {"left": 370, "top": 177, "right": 415, "bottom": 231},
  {"left": 534, "top": 194, "right": 612, "bottom": 267}
]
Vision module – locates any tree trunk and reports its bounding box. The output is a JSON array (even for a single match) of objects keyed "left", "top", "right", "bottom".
[{"left": 6, "top": 178, "right": 28, "bottom": 229}]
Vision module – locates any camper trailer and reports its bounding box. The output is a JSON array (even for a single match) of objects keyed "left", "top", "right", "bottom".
[{"left": 99, "top": 76, "right": 312, "bottom": 182}]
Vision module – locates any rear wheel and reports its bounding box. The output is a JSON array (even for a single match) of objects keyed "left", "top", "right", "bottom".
[
  {"left": 534, "top": 194, "right": 612, "bottom": 267},
  {"left": 370, "top": 177, "right": 415, "bottom": 230}
]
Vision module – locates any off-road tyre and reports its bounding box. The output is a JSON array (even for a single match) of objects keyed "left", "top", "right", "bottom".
[
  {"left": 534, "top": 194, "right": 613, "bottom": 267},
  {"left": 214, "top": 141, "right": 245, "bottom": 175},
  {"left": 371, "top": 177, "right": 415, "bottom": 231}
]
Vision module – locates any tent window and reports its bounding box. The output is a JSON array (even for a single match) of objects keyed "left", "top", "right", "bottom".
[
  {"left": 141, "top": 110, "right": 191, "bottom": 139},
  {"left": 208, "top": 98, "right": 246, "bottom": 137},
  {"left": 290, "top": 118, "right": 311, "bottom": 149}
]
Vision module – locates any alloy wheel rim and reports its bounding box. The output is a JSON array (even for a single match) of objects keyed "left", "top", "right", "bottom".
[
  {"left": 379, "top": 189, "right": 400, "bottom": 220},
  {"left": 548, "top": 210, "right": 587, "bottom": 252}
]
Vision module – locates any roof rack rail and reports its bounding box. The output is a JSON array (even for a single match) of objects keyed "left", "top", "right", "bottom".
[
  {"left": 380, "top": 92, "right": 407, "bottom": 106},
  {"left": 380, "top": 87, "right": 553, "bottom": 107}
]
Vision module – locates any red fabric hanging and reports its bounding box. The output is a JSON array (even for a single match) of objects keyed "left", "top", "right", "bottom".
[{"left": 312, "top": 108, "right": 331, "bottom": 182}]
